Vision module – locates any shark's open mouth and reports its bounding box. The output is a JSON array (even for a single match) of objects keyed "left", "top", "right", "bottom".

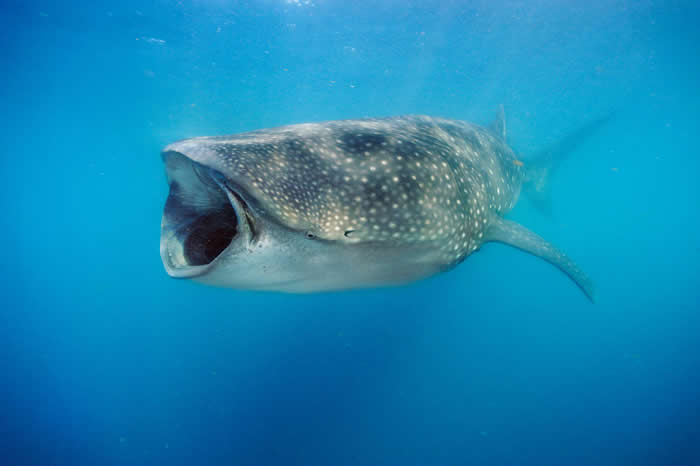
[
  {"left": 179, "top": 205, "right": 237, "bottom": 266},
  {"left": 160, "top": 151, "right": 240, "bottom": 277}
]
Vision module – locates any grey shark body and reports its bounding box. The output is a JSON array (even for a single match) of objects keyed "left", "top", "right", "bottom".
[{"left": 160, "top": 112, "right": 596, "bottom": 301}]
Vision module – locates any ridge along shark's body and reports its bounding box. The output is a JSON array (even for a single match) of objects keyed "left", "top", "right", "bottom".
[{"left": 160, "top": 109, "right": 601, "bottom": 301}]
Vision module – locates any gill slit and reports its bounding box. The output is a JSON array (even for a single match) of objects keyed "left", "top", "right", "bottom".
[{"left": 226, "top": 183, "right": 259, "bottom": 242}]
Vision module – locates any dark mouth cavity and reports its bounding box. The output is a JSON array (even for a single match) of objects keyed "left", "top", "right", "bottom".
[
  {"left": 162, "top": 153, "right": 239, "bottom": 267},
  {"left": 181, "top": 205, "right": 238, "bottom": 266}
]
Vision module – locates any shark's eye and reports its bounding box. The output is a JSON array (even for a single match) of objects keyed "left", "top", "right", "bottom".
[{"left": 305, "top": 232, "right": 317, "bottom": 239}]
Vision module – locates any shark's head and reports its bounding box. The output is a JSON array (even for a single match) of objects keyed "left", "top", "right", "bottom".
[{"left": 159, "top": 124, "right": 451, "bottom": 292}]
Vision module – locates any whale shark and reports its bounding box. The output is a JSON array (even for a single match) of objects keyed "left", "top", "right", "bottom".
[{"left": 160, "top": 109, "right": 602, "bottom": 301}]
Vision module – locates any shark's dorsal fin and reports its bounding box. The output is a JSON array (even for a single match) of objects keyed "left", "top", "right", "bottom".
[
  {"left": 484, "top": 216, "right": 594, "bottom": 302},
  {"left": 488, "top": 104, "right": 506, "bottom": 141}
]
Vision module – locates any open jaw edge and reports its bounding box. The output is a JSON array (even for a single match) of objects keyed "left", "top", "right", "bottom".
[{"left": 160, "top": 151, "right": 252, "bottom": 278}]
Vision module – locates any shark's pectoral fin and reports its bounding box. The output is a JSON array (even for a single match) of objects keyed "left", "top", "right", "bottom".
[{"left": 484, "top": 217, "right": 595, "bottom": 302}]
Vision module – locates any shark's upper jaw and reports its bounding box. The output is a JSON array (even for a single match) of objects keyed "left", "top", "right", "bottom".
[{"left": 160, "top": 151, "right": 247, "bottom": 278}]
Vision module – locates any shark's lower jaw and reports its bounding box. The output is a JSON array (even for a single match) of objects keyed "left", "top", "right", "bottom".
[{"left": 160, "top": 151, "right": 239, "bottom": 278}]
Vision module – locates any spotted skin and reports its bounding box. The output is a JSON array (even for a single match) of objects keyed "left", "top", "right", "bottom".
[
  {"left": 160, "top": 115, "right": 594, "bottom": 300},
  {"left": 167, "top": 116, "right": 521, "bottom": 262}
]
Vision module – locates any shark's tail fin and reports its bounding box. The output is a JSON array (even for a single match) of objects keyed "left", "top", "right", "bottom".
[{"left": 523, "top": 114, "right": 613, "bottom": 214}]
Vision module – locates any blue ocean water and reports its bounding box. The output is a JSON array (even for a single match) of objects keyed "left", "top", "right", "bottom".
[{"left": 2, "top": 0, "right": 699, "bottom": 464}]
